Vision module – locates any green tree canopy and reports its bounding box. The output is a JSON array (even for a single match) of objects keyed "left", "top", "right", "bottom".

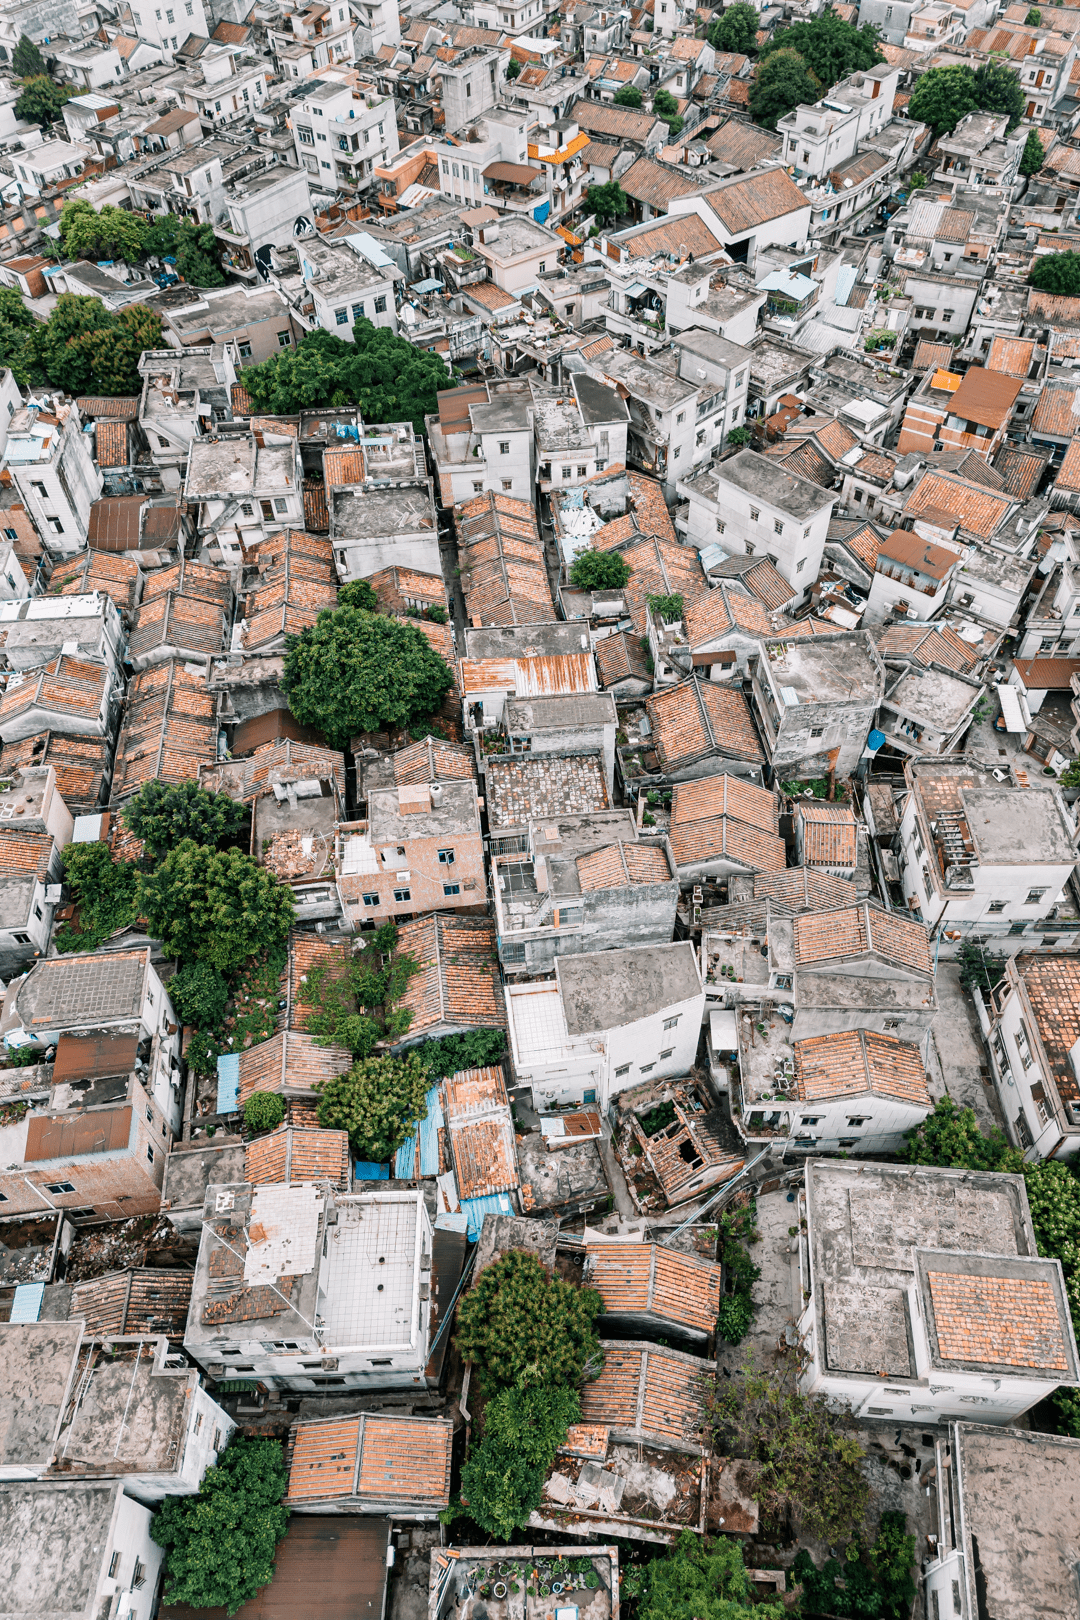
[
  {"left": 587, "top": 180, "right": 628, "bottom": 225},
  {"left": 241, "top": 325, "right": 451, "bottom": 434},
  {"left": 0, "top": 285, "right": 40, "bottom": 386},
  {"left": 460, "top": 1386, "right": 580, "bottom": 1538},
  {"left": 59, "top": 199, "right": 147, "bottom": 263},
  {"left": 338, "top": 578, "right": 378, "bottom": 611},
  {"left": 315, "top": 1051, "right": 429, "bottom": 1160},
  {"left": 151, "top": 1437, "right": 289, "bottom": 1616},
  {"left": 613, "top": 83, "right": 643, "bottom": 106},
  {"left": 411, "top": 1027, "right": 507, "bottom": 1080},
  {"left": 122, "top": 778, "right": 247, "bottom": 860},
  {"left": 56, "top": 841, "right": 139, "bottom": 952},
  {"left": 569, "top": 549, "right": 632, "bottom": 591},
  {"left": 26, "top": 293, "right": 164, "bottom": 396},
  {"left": 14, "top": 75, "right": 69, "bottom": 126},
  {"left": 13, "top": 34, "right": 45, "bottom": 76},
  {"left": 972, "top": 57, "right": 1025, "bottom": 130},
  {"left": 136, "top": 841, "right": 294, "bottom": 972},
  {"left": 654, "top": 86, "right": 683, "bottom": 135},
  {"left": 908, "top": 63, "right": 982, "bottom": 134},
  {"left": 623, "top": 1530, "right": 786, "bottom": 1620},
  {"left": 300, "top": 924, "right": 419, "bottom": 1055},
  {"left": 168, "top": 961, "right": 231, "bottom": 1031},
  {"left": 903, "top": 1097, "right": 1023, "bottom": 1171},
  {"left": 1030, "top": 249, "right": 1080, "bottom": 296},
  {"left": 709, "top": 1361, "right": 869, "bottom": 1543},
  {"left": 243, "top": 1091, "right": 286, "bottom": 1132},
  {"left": 708, "top": 2, "right": 759, "bottom": 55},
  {"left": 282, "top": 605, "right": 453, "bottom": 748},
  {"left": 760, "top": 12, "right": 882, "bottom": 88},
  {"left": 1020, "top": 126, "right": 1046, "bottom": 176},
  {"left": 749, "top": 48, "right": 821, "bottom": 130},
  {"left": 455, "top": 1248, "right": 604, "bottom": 1395}
]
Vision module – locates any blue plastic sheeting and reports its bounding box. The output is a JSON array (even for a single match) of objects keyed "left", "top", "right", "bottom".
[
  {"left": 216, "top": 1053, "right": 240, "bottom": 1114},
  {"left": 418, "top": 1086, "right": 443, "bottom": 1177},
  {"left": 460, "top": 1192, "right": 514, "bottom": 1241},
  {"left": 10, "top": 1281, "right": 44, "bottom": 1323},
  {"left": 411, "top": 278, "right": 444, "bottom": 293},
  {"left": 355, "top": 1161, "right": 390, "bottom": 1180},
  {"left": 394, "top": 1133, "right": 417, "bottom": 1178},
  {"left": 533, "top": 200, "right": 550, "bottom": 224}
]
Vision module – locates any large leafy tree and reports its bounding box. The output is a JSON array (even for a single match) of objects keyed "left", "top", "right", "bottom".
[
  {"left": 749, "top": 47, "right": 821, "bottom": 129},
  {"left": 587, "top": 180, "right": 628, "bottom": 225},
  {"left": 972, "top": 58, "right": 1025, "bottom": 130},
  {"left": 301, "top": 923, "right": 419, "bottom": 1054},
  {"left": 460, "top": 1386, "right": 580, "bottom": 1538},
  {"left": 151, "top": 1437, "right": 288, "bottom": 1616},
  {"left": 122, "top": 778, "right": 247, "bottom": 860},
  {"left": 314, "top": 1051, "right": 429, "bottom": 1160},
  {"left": 14, "top": 75, "right": 69, "bottom": 126},
  {"left": 709, "top": 1361, "right": 869, "bottom": 1543},
  {"left": 1030, "top": 249, "right": 1080, "bottom": 297},
  {"left": 760, "top": 13, "right": 882, "bottom": 89},
  {"left": 709, "top": 2, "right": 759, "bottom": 54},
  {"left": 56, "top": 842, "right": 139, "bottom": 952},
  {"left": 282, "top": 605, "right": 453, "bottom": 748},
  {"left": 654, "top": 86, "right": 683, "bottom": 136},
  {"left": 624, "top": 1530, "right": 786, "bottom": 1620},
  {"left": 0, "top": 285, "right": 40, "bottom": 385},
  {"left": 1020, "top": 127, "right": 1046, "bottom": 176},
  {"left": 136, "top": 840, "right": 294, "bottom": 972},
  {"left": 901, "top": 1096, "right": 1021, "bottom": 1171},
  {"left": 241, "top": 325, "right": 451, "bottom": 434},
  {"left": 455, "top": 1248, "right": 604, "bottom": 1395},
  {"left": 26, "top": 294, "right": 163, "bottom": 396},
  {"left": 168, "top": 961, "right": 231, "bottom": 1030},
  {"left": 60, "top": 199, "right": 147, "bottom": 263},
  {"left": 908, "top": 64, "right": 981, "bottom": 135},
  {"left": 569, "top": 549, "right": 631, "bottom": 591},
  {"left": 613, "top": 84, "right": 643, "bottom": 107},
  {"left": 12, "top": 34, "right": 45, "bottom": 76}
]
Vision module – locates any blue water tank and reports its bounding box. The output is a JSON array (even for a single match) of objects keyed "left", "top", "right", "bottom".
[{"left": 867, "top": 729, "right": 886, "bottom": 751}]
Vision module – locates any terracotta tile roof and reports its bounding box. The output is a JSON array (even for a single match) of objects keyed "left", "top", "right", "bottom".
[
  {"left": 646, "top": 679, "right": 764, "bottom": 770},
  {"left": 986, "top": 335, "right": 1035, "bottom": 378},
  {"left": 672, "top": 772, "right": 777, "bottom": 833},
  {"left": 1032, "top": 379, "right": 1080, "bottom": 439},
  {"left": 1016, "top": 953, "right": 1080, "bottom": 1104},
  {"left": 668, "top": 811, "right": 785, "bottom": 872},
  {"left": 794, "top": 1028, "right": 929, "bottom": 1105},
  {"left": 913, "top": 339, "right": 954, "bottom": 372},
  {"left": 619, "top": 213, "right": 725, "bottom": 261},
  {"left": 580, "top": 1342, "right": 711, "bottom": 1451},
  {"left": 619, "top": 154, "right": 701, "bottom": 210},
  {"left": 465, "top": 280, "right": 518, "bottom": 311},
  {"left": 94, "top": 420, "right": 129, "bottom": 469},
  {"left": 928, "top": 1271, "right": 1069, "bottom": 1370},
  {"left": 70, "top": 1267, "right": 192, "bottom": 1338},
  {"left": 50, "top": 549, "right": 142, "bottom": 617},
  {"left": 0, "top": 826, "right": 53, "bottom": 879},
  {"left": 129, "top": 590, "right": 228, "bottom": 662},
  {"left": 357, "top": 1416, "right": 453, "bottom": 1504},
  {"left": 456, "top": 490, "right": 553, "bottom": 626},
  {"left": 323, "top": 447, "right": 367, "bottom": 488},
  {"left": 994, "top": 443, "right": 1048, "bottom": 499},
  {"left": 237, "top": 1029, "right": 352, "bottom": 1103},
  {"left": 368, "top": 735, "right": 475, "bottom": 786},
  {"left": 571, "top": 98, "right": 661, "bottom": 142},
  {"left": 303, "top": 479, "right": 329, "bottom": 532},
  {"left": 793, "top": 902, "right": 932, "bottom": 975},
  {"left": 231, "top": 383, "right": 254, "bottom": 417},
  {"left": 583, "top": 334, "right": 613, "bottom": 360},
  {"left": 575, "top": 840, "right": 672, "bottom": 889},
  {"left": 684, "top": 586, "right": 772, "bottom": 647},
  {"left": 836, "top": 519, "right": 880, "bottom": 571},
  {"left": 619, "top": 537, "right": 709, "bottom": 636},
  {"left": 590, "top": 513, "right": 637, "bottom": 550},
  {"left": 768, "top": 438, "right": 835, "bottom": 488},
  {"left": 707, "top": 167, "right": 806, "bottom": 233},
  {"left": 595, "top": 629, "right": 651, "bottom": 687},
  {"left": 0, "top": 654, "right": 108, "bottom": 732},
  {"left": 797, "top": 800, "right": 857, "bottom": 867},
  {"left": 1012, "top": 655, "right": 1080, "bottom": 689},
  {"left": 486, "top": 752, "right": 609, "bottom": 830},
  {"left": 394, "top": 913, "right": 506, "bottom": 1036},
  {"left": 76, "top": 396, "right": 138, "bottom": 420},
  {"left": 948, "top": 367, "right": 1022, "bottom": 431},
  {"left": 1029, "top": 290, "right": 1080, "bottom": 331},
  {"left": 904, "top": 472, "right": 1013, "bottom": 540},
  {"left": 448, "top": 1109, "right": 518, "bottom": 1199},
  {"left": 704, "top": 119, "right": 781, "bottom": 171},
  {"left": 791, "top": 415, "right": 858, "bottom": 462},
  {"left": 585, "top": 1242, "right": 722, "bottom": 1334},
  {"left": 877, "top": 528, "right": 955, "bottom": 582},
  {"left": 874, "top": 621, "right": 977, "bottom": 673},
  {"left": 243, "top": 529, "right": 337, "bottom": 649},
  {"left": 627, "top": 472, "right": 677, "bottom": 544},
  {"left": 287, "top": 934, "right": 350, "bottom": 1030},
  {"left": 742, "top": 557, "right": 797, "bottom": 610},
  {"left": 0, "top": 731, "right": 109, "bottom": 812},
  {"left": 212, "top": 18, "right": 250, "bottom": 40},
  {"left": 750, "top": 865, "right": 855, "bottom": 913},
  {"left": 245, "top": 1125, "right": 350, "bottom": 1188}
]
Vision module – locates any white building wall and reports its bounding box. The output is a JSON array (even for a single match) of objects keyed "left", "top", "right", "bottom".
[
  {"left": 109, "top": 1491, "right": 166, "bottom": 1620},
  {"left": 678, "top": 473, "right": 832, "bottom": 590},
  {"left": 130, "top": 0, "right": 209, "bottom": 54}
]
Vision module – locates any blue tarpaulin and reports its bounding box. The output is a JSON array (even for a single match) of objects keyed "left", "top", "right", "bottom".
[
  {"left": 460, "top": 1192, "right": 514, "bottom": 1241},
  {"left": 216, "top": 1054, "right": 239, "bottom": 1114},
  {"left": 394, "top": 1134, "right": 417, "bottom": 1178},
  {"left": 355, "top": 1161, "right": 390, "bottom": 1180},
  {"left": 533, "top": 199, "right": 550, "bottom": 224}
]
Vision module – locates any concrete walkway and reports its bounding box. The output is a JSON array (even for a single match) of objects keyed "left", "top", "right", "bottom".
[{"left": 927, "top": 960, "right": 1003, "bottom": 1135}]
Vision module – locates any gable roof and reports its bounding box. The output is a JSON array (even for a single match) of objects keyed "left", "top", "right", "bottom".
[
  {"left": 394, "top": 913, "right": 506, "bottom": 1036},
  {"left": 704, "top": 167, "right": 808, "bottom": 233},
  {"left": 794, "top": 902, "right": 933, "bottom": 975},
  {"left": 794, "top": 1028, "right": 930, "bottom": 1105},
  {"left": 646, "top": 678, "right": 764, "bottom": 769}
]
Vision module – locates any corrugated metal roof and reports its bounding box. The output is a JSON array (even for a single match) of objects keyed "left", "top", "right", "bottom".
[
  {"left": 10, "top": 1281, "right": 44, "bottom": 1323},
  {"left": 418, "top": 1084, "right": 443, "bottom": 1177},
  {"left": 460, "top": 1191, "right": 514, "bottom": 1239},
  {"left": 217, "top": 1053, "right": 240, "bottom": 1114},
  {"left": 394, "top": 1134, "right": 417, "bottom": 1178}
]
